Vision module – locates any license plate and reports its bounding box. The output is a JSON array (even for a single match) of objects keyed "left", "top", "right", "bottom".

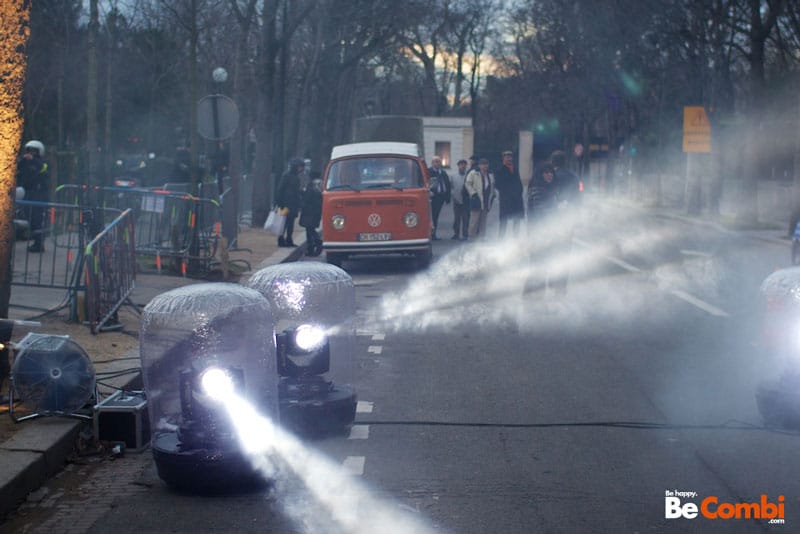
[{"left": 357, "top": 232, "right": 392, "bottom": 241}]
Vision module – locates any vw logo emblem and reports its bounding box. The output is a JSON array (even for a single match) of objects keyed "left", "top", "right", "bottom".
[{"left": 367, "top": 213, "right": 381, "bottom": 227}]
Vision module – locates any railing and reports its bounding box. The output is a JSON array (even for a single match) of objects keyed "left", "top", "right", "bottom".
[
  {"left": 54, "top": 184, "right": 224, "bottom": 277},
  {"left": 12, "top": 199, "right": 123, "bottom": 322},
  {"left": 83, "top": 209, "right": 137, "bottom": 334}
]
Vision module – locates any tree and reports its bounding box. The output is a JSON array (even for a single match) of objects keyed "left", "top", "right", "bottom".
[
  {"left": 249, "top": 0, "right": 316, "bottom": 228},
  {"left": 0, "top": 1, "right": 31, "bottom": 318},
  {"left": 737, "top": 0, "right": 785, "bottom": 224}
]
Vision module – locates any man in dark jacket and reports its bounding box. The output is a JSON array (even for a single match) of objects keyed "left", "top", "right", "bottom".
[
  {"left": 275, "top": 158, "right": 305, "bottom": 247},
  {"left": 550, "top": 150, "right": 581, "bottom": 208},
  {"left": 494, "top": 150, "right": 524, "bottom": 237},
  {"left": 299, "top": 176, "right": 323, "bottom": 256},
  {"left": 16, "top": 140, "right": 50, "bottom": 252},
  {"left": 428, "top": 156, "right": 452, "bottom": 240}
]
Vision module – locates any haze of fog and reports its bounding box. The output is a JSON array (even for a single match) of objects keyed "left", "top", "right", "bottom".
[{"left": 363, "top": 194, "right": 784, "bottom": 427}]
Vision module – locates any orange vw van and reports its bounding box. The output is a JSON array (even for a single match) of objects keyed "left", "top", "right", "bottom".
[{"left": 321, "top": 142, "right": 432, "bottom": 269}]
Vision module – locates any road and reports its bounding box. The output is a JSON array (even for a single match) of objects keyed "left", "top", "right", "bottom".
[{"left": 2, "top": 198, "right": 798, "bottom": 533}]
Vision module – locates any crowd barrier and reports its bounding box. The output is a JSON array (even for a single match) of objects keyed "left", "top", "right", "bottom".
[
  {"left": 12, "top": 200, "right": 121, "bottom": 289},
  {"left": 11, "top": 200, "right": 122, "bottom": 322},
  {"left": 83, "top": 209, "right": 137, "bottom": 334},
  {"left": 55, "top": 184, "right": 223, "bottom": 277}
]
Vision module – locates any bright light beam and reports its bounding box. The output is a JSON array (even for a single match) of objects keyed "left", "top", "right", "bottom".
[{"left": 220, "top": 393, "right": 433, "bottom": 534}]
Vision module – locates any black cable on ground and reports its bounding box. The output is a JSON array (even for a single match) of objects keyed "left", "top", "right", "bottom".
[
  {"left": 356, "top": 418, "right": 800, "bottom": 435},
  {"left": 92, "top": 356, "right": 140, "bottom": 365}
]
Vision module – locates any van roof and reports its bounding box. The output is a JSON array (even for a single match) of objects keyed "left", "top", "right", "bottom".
[{"left": 330, "top": 142, "right": 420, "bottom": 159}]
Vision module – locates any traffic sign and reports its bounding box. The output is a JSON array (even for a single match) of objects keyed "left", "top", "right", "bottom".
[
  {"left": 197, "top": 94, "right": 239, "bottom": 141},
  {"left": 682, "top": 106, "right": 711, "bottom": 153}
]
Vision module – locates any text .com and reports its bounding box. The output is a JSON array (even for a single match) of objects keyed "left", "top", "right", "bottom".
[{"left": 665, "top": 491, "right": 784, "bottom": 524}]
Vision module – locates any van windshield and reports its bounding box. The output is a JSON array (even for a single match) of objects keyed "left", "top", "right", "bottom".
[{"left": 325, "top": 157, "right": 424, "bottom": 191}]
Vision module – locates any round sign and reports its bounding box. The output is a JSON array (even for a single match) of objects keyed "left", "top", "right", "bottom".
[{"left": 197, "top": 94, "right": 239, "bottom": 140}]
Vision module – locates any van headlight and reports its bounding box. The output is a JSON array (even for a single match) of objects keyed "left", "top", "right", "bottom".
[
  {"left": 403, "top": 212, "right": 419, "bottom": 228},
  {"left": 331, "top": 214, "right": 345, "bottom": 230}
]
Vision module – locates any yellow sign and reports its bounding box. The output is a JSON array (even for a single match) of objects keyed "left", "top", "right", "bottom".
[{"left": 683, "top": 106, "right": 711, "bottom": 153}]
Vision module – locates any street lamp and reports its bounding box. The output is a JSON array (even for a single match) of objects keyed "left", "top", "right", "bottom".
[
  {"left": 211, "top": 67, "right": 228, "bottom": 197},
  {"left": 212, "top": 67, "right": 228, "bottom": 84}
]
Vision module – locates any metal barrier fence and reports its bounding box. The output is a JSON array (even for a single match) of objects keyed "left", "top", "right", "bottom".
[
  {"left": 12, "top": 200, "right": 122, "bottom": 289},
  {"left": 12, "top": 200, "right": 122, "bottom": 322},
  {"left": 54, "top": 184, "right": 223, "bottom": 276},
  {"left": 83, "top": 209, "right": 137, "bottom": 334}
]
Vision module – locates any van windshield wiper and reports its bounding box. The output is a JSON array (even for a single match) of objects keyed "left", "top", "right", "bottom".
[
  {"left": 363, "top": 183, "right": 395, "bottom": 190},
  {"left": 327, "top": 184, "right": 358, "bottom": 191}
]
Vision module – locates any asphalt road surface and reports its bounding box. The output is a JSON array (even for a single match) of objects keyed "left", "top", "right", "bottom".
[{"left": 2, "top": 199, "right": 797, "bottom": 534}]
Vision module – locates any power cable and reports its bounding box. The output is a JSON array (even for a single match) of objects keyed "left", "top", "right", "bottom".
[{"left": 356, "top": 418, "right": 800, "bottom": 435}]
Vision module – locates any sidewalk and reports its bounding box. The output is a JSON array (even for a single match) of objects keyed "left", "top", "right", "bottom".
[{"left": 0, "top": 224, "right": 306, "bottom": 519}]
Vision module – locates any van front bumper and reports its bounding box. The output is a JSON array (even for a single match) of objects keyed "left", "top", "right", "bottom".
[{"left": 322, "top": 238, "right": 431, "bottom": 254}]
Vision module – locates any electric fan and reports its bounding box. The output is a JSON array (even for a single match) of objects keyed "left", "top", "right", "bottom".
[{"left": 10, "top": 333, "right": 96, "bottom": 422}]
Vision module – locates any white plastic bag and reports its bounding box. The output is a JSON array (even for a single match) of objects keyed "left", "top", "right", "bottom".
[{"left": 264, "top": 208, "right": 286, "bottom": 235}]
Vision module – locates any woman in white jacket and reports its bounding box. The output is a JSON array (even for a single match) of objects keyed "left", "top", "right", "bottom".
[{"left": 464, "top": 158, "right": 495, "bottom": 239}]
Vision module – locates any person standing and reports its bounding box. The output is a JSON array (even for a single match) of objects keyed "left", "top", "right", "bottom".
[
  {"left": 16, "top": 140, "right": 50, "bottom": 252},
  {"left": 550, "top": 150, "right": 581, "bottom": 208},
  {"left": 524, "top": 162, "right": 559, "bottom": 295},
  {"left": 526, "top": 163, "right": 559, "bottom": 222},
  {"left": 299, "top": 175, "right": 323, "bottom": 257},
  {"left": 427, "top": 156, "right": 451, "bottom": 240},
  {"left": 465, "top": 158, "right": 495, "bottom": 239},
  {"left": 468, "top": 154, "right": 478, "bottom": 172},
  {"left": 275, "top": 158, "right": 305, "bottom": 247},
  {"left": 525, "top": 152, "right": 581, "bottom": 295},
  {"left": 494, "top": 149, "right": 524, "bottom": 238},
  {"left": 450, "top": 158, "right": 469, "bottom": 240}
]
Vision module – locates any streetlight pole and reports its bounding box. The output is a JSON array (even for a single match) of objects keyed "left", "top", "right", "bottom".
[{"left": 212, "top": 67, "right": 228, "bottom": 196}]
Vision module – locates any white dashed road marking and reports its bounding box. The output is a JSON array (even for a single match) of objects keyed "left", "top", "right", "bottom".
[
  {"left": 680, "top": 249, "right": 713, "bottom": 258},
  {"left": 348, "top": 425, "right": 370, "bottom": 440},
  {"left": 669, "top": 289, "right": 729, "bottom": 317},
  {"left": 371, "top": 333, "right": 385, "bottom": 341},
  {"left": 368, "top": 345, "right": 383, "bottom": 354},
  {"left": 356, "top": 401, "right": 373, "bottom": 413},
  {"left": 343, "top": 456, "right": 365, "bottom": 476},
  {"left": 573, "top": 237, "right": 729, "bottom": 317},
  {"left": 606, "top": 256, "right": 642, "bottom": 273}
]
